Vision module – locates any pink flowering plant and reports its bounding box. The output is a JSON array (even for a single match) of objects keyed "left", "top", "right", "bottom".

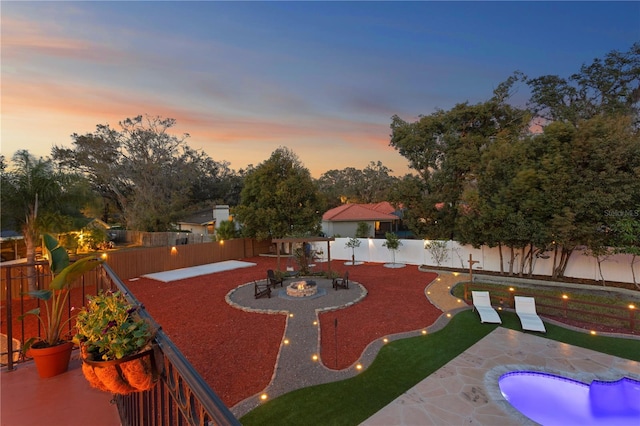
[{"left": 73, "top": 291, "right": 153, "bottom": 361}]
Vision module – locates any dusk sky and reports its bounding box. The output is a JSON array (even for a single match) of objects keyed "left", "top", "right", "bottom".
[{"left": 2, "top": 1, "right": 639, "bottom": 177}]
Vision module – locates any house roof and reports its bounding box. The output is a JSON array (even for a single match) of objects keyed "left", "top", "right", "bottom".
[
  {"left": 178, "top": 209, "right": 215, "bottom": 226},
  {"left": 322, "top": 202, "right": 399, "bottom": 222}
]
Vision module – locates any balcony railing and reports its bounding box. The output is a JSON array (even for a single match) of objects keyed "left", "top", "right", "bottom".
[{"left": 1, "top": 261, "right": 240, "bottom": 426}]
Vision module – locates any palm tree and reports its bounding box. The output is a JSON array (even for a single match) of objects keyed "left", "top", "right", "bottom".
[{"left": 1, "top": 151, "right": 67, "bottom": 291}]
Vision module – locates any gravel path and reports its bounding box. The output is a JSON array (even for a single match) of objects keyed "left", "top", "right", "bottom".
[{"left": 227, "top": 272, "right": 469, "bottom": 418}]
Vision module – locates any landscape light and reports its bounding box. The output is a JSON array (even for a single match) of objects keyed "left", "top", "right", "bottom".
[
  {"left": 312, "top": 354, "right": 318, "bottom": 361},
  {"left": 629, "top": 304, "right": 636, "bottom": 310},
  {"left": 171, "top": 246, "right": 177, "bottom": 255},
  {"left": 356, "top": 364, "right": 363, "bottom": 370},
  {"left": 283, "top": 339, "right": 289, "bottom": 345},
  {"left": 260, "top": 394, "right": 268, "bottom": 401}
]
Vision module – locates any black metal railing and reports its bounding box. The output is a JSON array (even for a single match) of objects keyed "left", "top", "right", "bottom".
[
  {"left": 1, "top": 262, "right": 240, "bottom": 426},
  {"left": 101, "top": 264, "right": 240, "bottom": 426}
]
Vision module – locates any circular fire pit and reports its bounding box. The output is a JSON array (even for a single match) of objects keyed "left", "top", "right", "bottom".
[{"left": 286, "top": 280, "right": 317, "bottom": 297}]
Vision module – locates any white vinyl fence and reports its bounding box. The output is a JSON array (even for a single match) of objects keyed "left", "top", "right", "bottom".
[{"left": 312, "top": 238, "right": 639, "bottom": 285}]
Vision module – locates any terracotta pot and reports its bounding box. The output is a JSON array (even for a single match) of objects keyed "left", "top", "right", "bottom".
[
  {"left": 28, "top": 341, "right": 74, "bottom": 378},
  {"left": 81, "top": 346, "right": 158, "bottom": 395}
]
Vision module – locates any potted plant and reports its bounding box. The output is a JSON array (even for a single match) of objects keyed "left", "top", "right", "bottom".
[
  {"left": 19, "top": 233, "right": 103, "bottom": 378},
  {"left": 74, "top": 290, "right": 158, "bottom": 394}
]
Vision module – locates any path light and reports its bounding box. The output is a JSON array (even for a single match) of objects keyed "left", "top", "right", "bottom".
[
  {"left": 421, "top": 330, "right": 427, "bottom": 335},
  {"left": 312, "top": 354, "right": 318, "bottom": 361},
  {"left": 260, "top": 393, "right": 268, "bottom": 401},
  {"left": 383, "top": 337, "right": 389, "bottom": 343},
  {"left": 446, "top": 313, "right": 452, "bottom": 318},
  {"left": 629, "top": 304, "right": 636, "bottom": 310},
  {"left": 427, "top": 291, "right": 431, "bottom": 295},
  {"left": 590, "top": 330, "right": 597, "bottom": 335},
  {"left": 453, "top": 272, "right": 459, "bottom": 277},
  {"left": 509, "top": 287, "right": 515, "bottom": 292},
  {"left": 313, "top": 320, "right": 318, "bottom": 326},
  {"left": 283, "top": 339, "right": 289, "bottom": 345},
  {"left": 289, "top": 313, "right": 294, "bottom": 318},
  {"left": 437, "top": 278, "right": 441, "bottom": 281},
  {"left": 457, "top": 299, "right": 462, "bottom": 303},
  {"left": 356, "top": 364, "right": 363, "bottom": 370}
]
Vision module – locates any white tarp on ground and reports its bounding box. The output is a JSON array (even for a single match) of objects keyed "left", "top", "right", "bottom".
[{"left": 142, "top": 260, "right": 256, "bottom": 283}]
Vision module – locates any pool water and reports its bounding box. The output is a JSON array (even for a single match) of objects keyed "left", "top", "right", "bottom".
[{"left": 499, "top": 371, "right": 640, "bottom": 426}]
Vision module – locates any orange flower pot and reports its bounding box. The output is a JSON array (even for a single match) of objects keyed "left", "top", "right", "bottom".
[{"left": 28, "top": 341, "right": 74, "bottom": 378}]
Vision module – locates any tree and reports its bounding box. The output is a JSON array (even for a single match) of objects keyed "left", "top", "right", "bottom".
[
  {"left": 215, "top": 220, "right": 237, "bottom": 241},
  {"left": 424, "top": 240, "right": 449, "bottom": 267},
  {"left": 355, "top": 222, "right": 371, "bottom": 238},
  {"left": 234, "top": 147, "right": 324, "bottom": 240},
  {"left": 527, "top": 43, "right": 640, "bottom": 125},
  {"left": 345, "top": 237, "right": 361, "bottom": 264},
  {"left": 316, "top": 161, "right": 399, "bottom": 208},
  {"left": 390, "top": 72, "right": 531, "bottom": 240},
  {"left": 1, "top": 151, "right": 91, "bottom": 291},
  {"left": 53, "top": 115, "right": 240, "bottom": 231},
  {"left": 612, "top": 218, "right": 640, "bottom": 289},
  {"left": 382, "top": 232, "right": 402, "bottom": 265}
]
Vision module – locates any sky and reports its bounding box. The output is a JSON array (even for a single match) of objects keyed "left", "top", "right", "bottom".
[{"left": 2, "top": 1, "right": 639, "bottom": 177}]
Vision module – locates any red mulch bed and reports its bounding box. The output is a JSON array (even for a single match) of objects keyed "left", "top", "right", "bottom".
[
  {"left": 126, "top": 258, "right": 441, "bottom": 407},
  {"left": 3, "top": 258, "right": 635, "bottom": 408},
  {"left": 319, "top": 264, "right": 439, "bottom": 369}
]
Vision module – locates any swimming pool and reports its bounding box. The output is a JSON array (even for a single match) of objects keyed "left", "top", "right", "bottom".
[{"left": 499, "top": 371, "right": 640, "bottom": 425}]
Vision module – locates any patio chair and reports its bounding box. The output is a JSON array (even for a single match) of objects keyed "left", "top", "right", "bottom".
[
  {"left": 333, "top": 271, "right": 349, "bottom": 290},
  {"left": 515, "top": 296, "right": 546, "bottom": 332},
  {"left": 254, "top": 280, "right": 271, "bottom": 299},
  {"left": 471, "top": 291, "right": 502, "bottom": 324},
  {"left": 267, "top": 269, "right": 284, "bottom": 288}
]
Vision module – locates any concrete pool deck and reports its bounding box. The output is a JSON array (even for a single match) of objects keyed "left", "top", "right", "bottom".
[{"left": 361, "top": 326, "right": 640, "bottom": 425}]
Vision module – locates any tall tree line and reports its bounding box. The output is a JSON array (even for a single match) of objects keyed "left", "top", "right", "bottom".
[{"left": 389, "top": 44, "right": 640, "bottom": 280}]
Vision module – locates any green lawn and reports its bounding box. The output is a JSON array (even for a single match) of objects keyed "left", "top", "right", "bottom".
[{"left": 240, "top": 309, "right": 640, "bottom": 426}]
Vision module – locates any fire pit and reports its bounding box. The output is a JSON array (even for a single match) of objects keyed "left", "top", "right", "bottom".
[{"left": 286, "top": 280, "right": 317, "bottom": 297}]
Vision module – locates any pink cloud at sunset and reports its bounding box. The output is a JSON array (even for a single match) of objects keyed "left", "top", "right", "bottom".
[{"left": 2, "top": 2, "right": 638, "bottom": 178}]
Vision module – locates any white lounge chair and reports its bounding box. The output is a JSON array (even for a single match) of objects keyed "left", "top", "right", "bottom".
[
  {"left": 515, "top": 296, "right": 546, "bottom": 332},
  {"left": 471, "top": 291, "right": 502, "bottom": 324}
]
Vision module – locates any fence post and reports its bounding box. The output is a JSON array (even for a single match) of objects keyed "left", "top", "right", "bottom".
[{"left": 5, "top": 265, "right": 15, "bottom": 371}]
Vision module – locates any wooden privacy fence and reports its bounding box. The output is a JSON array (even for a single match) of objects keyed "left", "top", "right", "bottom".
[
  {"left": 1, "top": 238, "right": 272, "bottom": 299},
  {"left": 101, "top": 238, "right": 272, "bottom": 281}
]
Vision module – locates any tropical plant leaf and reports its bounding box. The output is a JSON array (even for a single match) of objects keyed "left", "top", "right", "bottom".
[
  {"left": 43, "top": 233, "right": 70, "bottom": 275},
  {"left": 49, "top": 256, "right": 103, "bottom": 290},
  {"left": 18, "top": 307, "right": 42, "bottom": 321},
  {"left": 22, "top": 289, "right": 53, "bottom": 301}
]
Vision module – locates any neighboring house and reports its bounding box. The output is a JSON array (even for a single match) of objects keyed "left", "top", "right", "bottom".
[
  {"left": 0, "top": 230, "right": 25, "bottom": 262},
  {"left": 321, "top": 202, "right": 400, "bottom": 238},
  {"left": 175, "top": 205, "right": 231, "bottom": 238}
]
